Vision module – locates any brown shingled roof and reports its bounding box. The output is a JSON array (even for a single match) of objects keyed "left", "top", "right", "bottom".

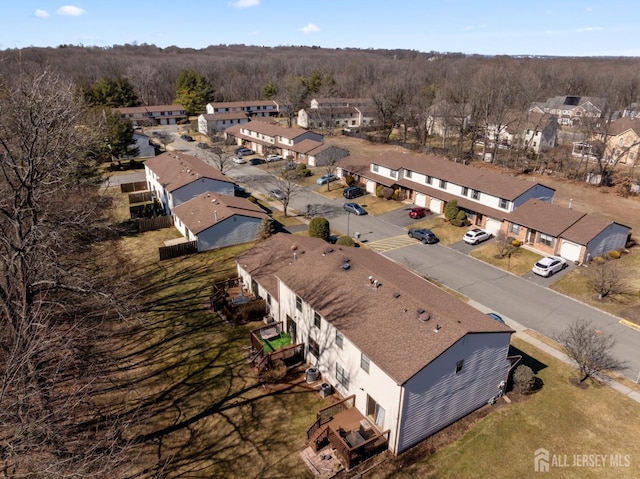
[
  {"left": 145, "top": 152, "right": 234, "bottom": 192},
  {"left": 237, "top": 234, "right": 512, "bottom": 385},
  {"left": 503, "top": 199, "right": 585, "bottom": 236},
  {"left": 172, "top": 192, "right": 265, "bottom": 234}
]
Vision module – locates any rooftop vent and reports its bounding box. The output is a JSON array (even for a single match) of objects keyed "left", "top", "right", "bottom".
[
  {"left": 392, "top": 292, "right": 401, "bottom": 299},
  {"left": 433, "top": 324, "right": 441, "bottom": 333},
  {"left": 417, "top": 308, "right": 430, "bottom": 322},
  {"left": 342, "top": 262, "right": 351, "bottom": 270}
]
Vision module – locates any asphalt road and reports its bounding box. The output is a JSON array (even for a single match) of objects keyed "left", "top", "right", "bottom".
[{"left": 174, "top": 142, "right": 640, "bottom": 382}]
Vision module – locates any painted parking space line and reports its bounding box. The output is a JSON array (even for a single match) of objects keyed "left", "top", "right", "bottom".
[
  {"left": 620, "top": 319, "right": 640, "bottom": 332},
  {"left": 366, "top": 235, "right": 417, "bottom": 253}
]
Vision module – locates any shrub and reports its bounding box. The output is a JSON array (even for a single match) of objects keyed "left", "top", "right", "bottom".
[
  {"left": 512, "top": 364, "right": 536, "bottom": 394},
  {"left": 376, "top": 185, "right": 384, "bottom": 197},
  {"left": 381, "top": 187, "right": 394, "bottom": 200},
  {"left": 256, "top": 217, "right": 275, "bottom": 240},
  {"left": 308, "top": 217, "right": 330, "bottom": 241},
  {"left": 511, "top": 239, "right": 522, "bottom": 247},
  {"left": 593, "top": 256, "right": 606, "bottom": 264},
  {"left": 335, "top": 235, "right": 355, "bottom": 247},
  {"left": 299, "top": 168, "right": 312, "bottom": 177},
  {"left": 444, "top": 200, "right": 459, "bottom": 221},
  {"left": 345, "top": 175, "right": 355, "bottom": 187},
  {"left": 392, "top": 189, "right": 400, "bottom": 201},
  {"left": 296, "top": 163, "right": 307, "bottom": 172},
  {"left": 607, "top": 250, "right": 621, "bottom": 259}
]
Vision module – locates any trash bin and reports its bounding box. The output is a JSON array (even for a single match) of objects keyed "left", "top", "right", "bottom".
[
  {"left": 319, "top": 383, "right": 333, "bottom": 398},
  {"left": 305, "top": 367, "right": 319, "bottom": 383}
]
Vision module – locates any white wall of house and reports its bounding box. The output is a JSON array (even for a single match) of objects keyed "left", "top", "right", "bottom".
[
  {"left": 395, "top": 332, "right": 511, "bottom": 454},
  {"left": 277, "top": 281, "right": 404, "bottom": 451}
]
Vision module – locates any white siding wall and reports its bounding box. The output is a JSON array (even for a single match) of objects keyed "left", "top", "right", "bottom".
[
  {"left": 278, "top": 283, "right": 403, "bottom": 446},
  {"left": 395, "top": 332, "right": 511, "bottom": 454}
]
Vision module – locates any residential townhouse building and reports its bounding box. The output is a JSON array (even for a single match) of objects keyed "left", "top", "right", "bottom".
[
  {"left": 205, "top": 100, "right": 279, "bottom": 117},
  {"left": 224, "top": 120, "right": 323, "bottom": 159},
  {"left": 339, "top": 152, "right": 555, "bottom": 235},
  {"left": 113, "top": 104, "right": 186, "bottom": 127},
  {"left": 236, "top": 234, "right": 514, "bottom": 456},
  {"left": 197, "top": 112, "right": 250, "bottom": 137}
]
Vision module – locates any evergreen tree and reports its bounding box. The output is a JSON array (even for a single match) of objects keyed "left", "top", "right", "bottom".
[
  {"left": 175, "top": 69, "right": 214, "bottom": 116},
  {"left": 87, "top": 77, "right": 138, "bottom": 107}
]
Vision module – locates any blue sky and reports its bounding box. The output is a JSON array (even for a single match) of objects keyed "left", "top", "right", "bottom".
[{"left": 2, "top": 0, "right": 639, "bottom": 57}]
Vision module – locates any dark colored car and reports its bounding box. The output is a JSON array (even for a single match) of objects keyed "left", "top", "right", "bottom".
[
  {"left": 343, "top": 202, "right": 367, "bottom": 216},
  {"left": 409, "top": 206, "right": 429, "bottom": 219},
  {"left": 343, "top": 186, "right": 365, "bottom": 199},
  {"left": 180, "top": 134, "right": 194, "bottom": 142},
  {"left": 249, "top": 158, "right": 265, "bottom": 165},
  {"left": 408, "top": 228, "right": 438, "bottom": 244}
]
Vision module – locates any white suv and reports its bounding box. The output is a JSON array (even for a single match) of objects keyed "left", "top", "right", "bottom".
[
  {"left": 532, "top": 256, "right": 567, "bottom": 277},
  {"left": 463, "top": 228, "right": 492, "bottom": 245},
  {"left": 266, "top": 154, "right": 283, "bottom": 162}
]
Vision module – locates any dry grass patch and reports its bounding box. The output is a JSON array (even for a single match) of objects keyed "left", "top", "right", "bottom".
[
  {"left": 354, "top": 196, "right": 405, "bottom": 215},
  {"left": 410, "top": 216, "right": 466, "bottom": 245},
  {"left": 470, "top": 243, "right": 542, "bottom": 276}
]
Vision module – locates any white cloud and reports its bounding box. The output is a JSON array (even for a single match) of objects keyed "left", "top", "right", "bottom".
[
  {"left": 230, "top": 0, "right": 259, "bottom": 8},
  {"left": 576, "top": 26, "right": 603, "bottom": 33},
  {"left": 56, "top": 5, "right": 86, "bottom": 16},
  {"left": 34, "top": 9, "right": 49, "bottom": 18},
  {"left": 299, "top": 23, "right": 320, "bottom": 34}
]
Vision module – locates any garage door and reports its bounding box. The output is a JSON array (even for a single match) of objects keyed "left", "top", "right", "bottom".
[
  {"left": 415, "top": 193, "right": 427, "bottom": 208},
  {"left": 559, "top": 240, "right": 582, "bottom": 262},
  {"left": 429, "top": 198, "right": 443, "bottom": 214},
  {"left": 485, "top": 218, "right": 502, "bottom": 236}
]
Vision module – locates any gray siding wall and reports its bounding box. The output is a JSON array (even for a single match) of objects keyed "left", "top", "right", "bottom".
[
  {"left": 172, "top": 180, "right": 234, "bottom": 208},
  {"left": 586, "top": 223, "right": 630, "bottom": 258},
  {"left": 196, "top": 216, "right": 261, "bottom": 251},
  {"left": 396, "top": 332, "right": 511, "bottom": 453}
]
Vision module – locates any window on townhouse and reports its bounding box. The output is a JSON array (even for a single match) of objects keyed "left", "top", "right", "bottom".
[
  {"left": 296, "top": 295, "right": 302, "bottom": 312},
  {"left": 456, "top": 360, "right": 464, "bottom": 374},
  {"left": 314, "top": 311, "right": 321, "bottom": 329},
  {"left": 426, "top": 176, "right": 433, "bottom": 185},
  {"left": 309, "top": 337, "right": 320, "bottom": 357},
  {"left": 360, "top": 353, "right": 370, "bottom": 373},
  {"left": 372, "top": 164, "right": 379, "bottom": 173},
  {"left": 471, "top": 190, "right": 480, "bottom": 200},
  {"left": 499, "top": 198, "right": 508, "bottom": 209},
  {"left": 439, "top": 179, "right": 447, "bottom": 189},
  {"left": 405, "top": 169, "right": 412, "bottom": 179},
  {"left": 390, "top": 170, "right": 398, "bottom": 179},
  {"left": 539, "top": 233, "right": 553, "bottom": 247},
  {"left": 510, "top": 223, "right": 520, "bottom": 234},
  {"left": 336, "top": 363, "right": 350, "bottom": 388},
  {"left": 336, "top": 331, "right": 343, "bottom": 349},
  {"left": 461, "top": 186, "right": 468, "bottom": 196}
]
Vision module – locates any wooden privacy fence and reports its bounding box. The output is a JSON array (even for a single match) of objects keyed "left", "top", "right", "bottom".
[
  {"left": 120, "top": 181, "right": 148, "bottom": 193},
  {"left": 138, "top": 215, "right": 173, "bottom": 233},
  {"left": 159, "top": 240, "right": 198, "bottom": 261},
  {"left": 129, "top": 191, "right": 153, "bottom": 204}
]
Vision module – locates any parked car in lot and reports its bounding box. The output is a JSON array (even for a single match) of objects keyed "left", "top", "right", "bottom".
[
  {"left": 238, "top": 148, "right": 255, "bottom": 156},
  {"left": 408, "top": 228, "right": 438, "bottom": 244},
  {"left": 486, "top": 312, "right": 506, "bottom": 324},
  {"left": 409, "top": 206, "right": 429, "bottom": 219},
  {"left": 343, "top": 202, "right": 367, "bottom": 215},
  {"left": 180, "top": 134, "right": 194, "bottom": 142},
  {"left": 463, "top": 228, "right": 492, "bottom": 245},
  {"left": 233, "top": 184, "right": 246, "bottom": 196},
  {"left": 532, "top": 256, "right": 567, "bottom": 277},
  {"left": 266, "top": 154, "right": 283, "bottom": 162},
  {"left": 249, "top": 158, "right": 265, "bottom": 165},
  {"left": 343, "top": 186, "right": 365, "bottom": 199},
  {"left": 232, "top": 156, "right": 246, "bottom": 164},
  {"left": 269, "top": 188, "right": 286, "bottom": 201},
  {"left": 317, "top": 173, "right": 338, "bottom": 185}
]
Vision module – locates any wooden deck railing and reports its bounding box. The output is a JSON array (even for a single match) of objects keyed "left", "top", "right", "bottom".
[{"left": 316, "top": 394, "right": 355, "bottom": 421}]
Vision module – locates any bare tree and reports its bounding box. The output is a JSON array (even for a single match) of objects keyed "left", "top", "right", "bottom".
[
  {"left": 153, "top": 131, "right": 174, "bottom": 152},
  {"left": 0, "top": 66, "right": 133, "bottom": 477},
  {"left": 270, "top": 170, "right": 302, "bottom": 217},
  {"left": 584, "top": 260, "right": 631, "bottom": 299},
  {"left": 203, "top": 145, "right": 235, "bottom": 174},
  {"left": 494, "top": 231, "right": 517, "bottom": 259},
  {"left": 556, "top": 320, "right": 624, "bottom": 383}
]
